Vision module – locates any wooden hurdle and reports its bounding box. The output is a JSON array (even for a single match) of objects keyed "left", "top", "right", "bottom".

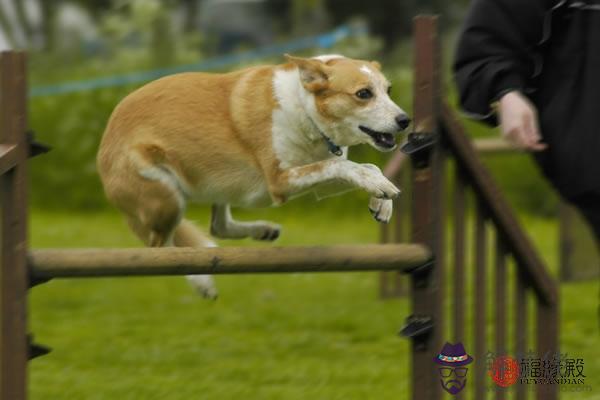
[
  {"left": 381, "top": 16, "right": 560, "bottom": 400},
  {"left": 0, "top": 15, "right": 559, "bottom": 400},
  {"left": 0, "top": 48, "right": 435, "bottom": 399},
  {"left": 29, "top": 245, "right": 430, "bottom": 279}
]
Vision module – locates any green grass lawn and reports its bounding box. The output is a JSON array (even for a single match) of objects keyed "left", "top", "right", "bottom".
[{"left": 28, "top": 205, "right": 599, "bottom": 399}]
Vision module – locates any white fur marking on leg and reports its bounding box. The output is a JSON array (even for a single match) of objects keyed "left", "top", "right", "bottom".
[
  {"left": 186, "top": 274, "right": 218, "bottom": 300},
  {"left": 211, "top": 204, "right": 281, "bottom": 241},
  {"left": 288, "top": 160, "right": 400, "bottom": 200},
  {"left": 138, "top": 166, "right": 186, "bottom": 211},
  {"left": 186, "top": 241, "right": 218, "bottom": 300}
]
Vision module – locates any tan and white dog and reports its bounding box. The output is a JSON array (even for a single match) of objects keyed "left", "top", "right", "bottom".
[{"left": 97, "top": 54, "right": 410, "bottom": 298}]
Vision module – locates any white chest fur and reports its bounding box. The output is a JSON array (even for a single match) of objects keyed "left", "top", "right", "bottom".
[{"left": 271, "top": 68, "right": 336, "bottom": 169}]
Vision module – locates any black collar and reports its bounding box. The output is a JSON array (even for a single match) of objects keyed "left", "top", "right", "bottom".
[{"left": 308, "top": 117, "right": 343, "bottom": 156}]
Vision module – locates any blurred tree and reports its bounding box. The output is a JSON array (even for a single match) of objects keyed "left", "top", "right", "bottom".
[
  {"left": 13, "top": 0, "right": 32, "bottom": 45},
  {"left": 0, "top": 2, "right": 16, "bottom": 48},
  {"left": 150, "top": 6, "right": 175, "bottom": 66},
  {"left": 182, "top": 0, "right": 198, "bottom": 34},
  {"left": 265, "top": 0, "right": 291, "bottom": 33},
  {"left": 324, "top": 0, "right": 455, "bottom": 51},
  {"left": 41, "top": 0, "right": 119, "bottom": 51},
  {"left": 70, "top": 0, "right": 113, "bottom": 18},
  {"left": 40, "top": 0, "right": 58, "bottom": 51},
  {"left": 290, "top": 0, "right": 329, "bottom": 36}
]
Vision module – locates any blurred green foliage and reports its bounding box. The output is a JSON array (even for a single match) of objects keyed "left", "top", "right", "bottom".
[{"left": 29, "top": 0, "right": 205, "bottom": 210}]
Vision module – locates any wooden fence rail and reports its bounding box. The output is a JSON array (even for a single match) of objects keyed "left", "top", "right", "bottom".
[
  {"left": 29, "top": 244, "right": 430, "bottom": 279},
  {"left": 383, "top": 16, "right": 559, "bottom": 400}
]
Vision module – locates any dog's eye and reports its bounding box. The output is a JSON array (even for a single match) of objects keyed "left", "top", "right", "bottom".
[
  {"left": 387, "top": 86, "right": 392, "bottom": 95},
  {"left": 355, "top": 89, "right": 373, "bottom": 100}
]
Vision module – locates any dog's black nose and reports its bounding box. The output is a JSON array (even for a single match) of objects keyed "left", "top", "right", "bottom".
[{"left": 395, "top": 114, "right": 411, "bottom": 131}]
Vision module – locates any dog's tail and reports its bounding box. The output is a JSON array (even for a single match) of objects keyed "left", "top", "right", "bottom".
[{"left": 174, "top": 219, "right": 219, "bottom": 300}]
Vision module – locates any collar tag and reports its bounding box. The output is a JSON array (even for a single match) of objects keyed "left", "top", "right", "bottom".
[
  {"left": 324, "top": 136, "right": 343, "bottom": 156},
  {"left": 309, "top": 117, "right": 343, "bottom": 157}
]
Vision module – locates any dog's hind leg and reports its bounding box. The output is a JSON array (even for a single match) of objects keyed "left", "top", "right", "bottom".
[
  {"left": 173, "top": 219, "right": 219, "bottom": 299},
  {"left": 126, "top": 211, "right": 218, "bottom": 299},
  {"left": 210, "top": 204, "right": 281, "bottom": 241},
  {"left": 115, "top": 163, "right": 218, "bottom": 299},
  {"left": 122, "top": 178, "right": 183, "bottom": 248}
]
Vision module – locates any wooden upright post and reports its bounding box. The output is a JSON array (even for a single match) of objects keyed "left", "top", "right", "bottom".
[
  {"left": 409, "top": 16, "right": 442, "bottom": 400},
  {"left": 536, "top": 301, "right": 559, "bottom": 400},
  {"left": 0, "top": 51, "right": 29, "bottom": 400}
]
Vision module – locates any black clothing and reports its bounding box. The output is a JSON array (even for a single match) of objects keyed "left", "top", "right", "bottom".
[
  {"left": 454, "top": 0, "right": 600, "bottom": 203},
  {"left": 571, "top": 190, "right": 600, "bottom": 239}
]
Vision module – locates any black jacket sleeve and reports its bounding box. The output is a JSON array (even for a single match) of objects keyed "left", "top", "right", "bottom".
[{"left": 453, "top": 0, "right": 556, "bottom": 122}]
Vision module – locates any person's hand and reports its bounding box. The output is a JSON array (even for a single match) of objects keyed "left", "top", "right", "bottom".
[{"left": 498, "top": 91, "right": 547, "bottom": 151}]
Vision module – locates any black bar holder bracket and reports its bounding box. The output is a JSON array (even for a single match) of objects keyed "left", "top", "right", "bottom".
[
  {"left": 29, "top": 275, "right": 51, "bottom": 288},
  {"left": 400, "top": 131, "right": 436, "bottom": 169},
  {"left": 27, "top": 334, "right": 51, "bottom": 360},
  {"left": 399, "top": 314, "right": 434, "bottom": 351},
  {"left": 26, "top": 130, "right": 51, "bottom": 158},
  {"left": 402, "top": 258, "right": 434, "bottom": 288}
]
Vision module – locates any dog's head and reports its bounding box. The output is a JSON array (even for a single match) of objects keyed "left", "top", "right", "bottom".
[{"left": 285, "top": 54, "right": 410, "bottom": 152}]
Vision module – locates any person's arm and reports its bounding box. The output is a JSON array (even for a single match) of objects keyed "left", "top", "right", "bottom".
[
  {"left": 453, "top": 0, "right": 553, "bottom": 150},
  {"left": 497, "top": 91, "right": 547, "bottom": 151}
]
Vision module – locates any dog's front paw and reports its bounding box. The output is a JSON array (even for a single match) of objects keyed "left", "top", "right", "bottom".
[
  {"left": 250, "top": 222, "right": 282, "bottom": 241},
  {"left": 369, "top": 197, "right": 393, "bottom": 223},
  {"left": 360, "top": 167, "right": 401, "bottom": 199}
]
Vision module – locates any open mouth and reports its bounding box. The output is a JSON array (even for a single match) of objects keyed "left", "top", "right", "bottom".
[{"left": 359, "top": 126, "right": 396, "bottom": 149}]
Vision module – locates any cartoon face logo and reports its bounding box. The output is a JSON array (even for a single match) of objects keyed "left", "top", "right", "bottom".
[
  {"left": 434, "top": 342, "right": 474, "bottom": 395},
  {"left": 438, "top": 366, "right": 469, "bottom": 394}
]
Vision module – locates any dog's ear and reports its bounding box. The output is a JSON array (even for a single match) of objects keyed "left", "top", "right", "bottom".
[
  {"left": 370, "top": 61, "right": 382, "bottom": 70},
  {"left": 284, "top": 54, "right": 330, "bottom": 93}
]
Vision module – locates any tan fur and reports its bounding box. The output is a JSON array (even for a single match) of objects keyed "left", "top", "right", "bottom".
[{"left": 98, "top": 67, "right": 278, "bottom": 245}]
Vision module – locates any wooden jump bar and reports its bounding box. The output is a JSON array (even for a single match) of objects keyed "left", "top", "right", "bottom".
[
  {"left": 28, "top": 244, "right": 431, "bottom": 279},
  {"left": 0, "top": 143, "right": 18, "bottom": 175},
  {"left": 474, "top": 138, "right": 518, "bottom": 153}
]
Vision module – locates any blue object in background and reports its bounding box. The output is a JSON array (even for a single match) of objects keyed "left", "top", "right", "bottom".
[{"left": 29, "top": 25, "right": 367, "bottom": 98}]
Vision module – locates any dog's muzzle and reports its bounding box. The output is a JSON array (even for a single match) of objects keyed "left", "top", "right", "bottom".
[{"left": 359, "top": 126, "right": 398, "bottom": 149}]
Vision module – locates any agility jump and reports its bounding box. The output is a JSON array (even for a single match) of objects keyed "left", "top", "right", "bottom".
[{"left": 0, "top": 16, "right": 558, "bottom": 400}]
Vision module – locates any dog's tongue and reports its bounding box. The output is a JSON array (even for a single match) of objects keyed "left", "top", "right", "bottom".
[{"left": 377, "top": 133, "right": 396, "bottom": 148}]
